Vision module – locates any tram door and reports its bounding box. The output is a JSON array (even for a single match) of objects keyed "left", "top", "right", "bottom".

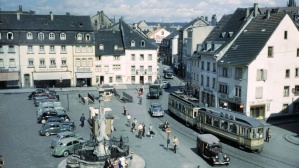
[{"left": 238, "top": 126, "right": 245, "bottom": 147}]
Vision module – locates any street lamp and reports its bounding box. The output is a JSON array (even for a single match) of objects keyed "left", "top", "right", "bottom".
[
  {"left": 60, "top": 77, "right": 63, "bottom": 91},
  {"left": 166, "top": 128, "right": 171, "bottom": 150}
]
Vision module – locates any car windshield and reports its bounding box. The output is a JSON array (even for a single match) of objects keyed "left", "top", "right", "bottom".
[{"left": 152, "top": 105, "right": 161, "bottom": 109}]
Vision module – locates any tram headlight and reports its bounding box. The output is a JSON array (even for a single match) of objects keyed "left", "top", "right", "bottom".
[
  {"left": 223, "top": 154, "right": 227, "bottom": 158},
  {"left": 215, "top": 155, "right": 218, "bottom": 158}
]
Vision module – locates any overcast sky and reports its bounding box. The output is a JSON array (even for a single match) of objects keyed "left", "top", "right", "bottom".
[{"left": 0, "top": 0, "right": 295, "bottom": 23}]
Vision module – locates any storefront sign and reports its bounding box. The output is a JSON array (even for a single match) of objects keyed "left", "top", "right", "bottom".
[
  {"left": 38, "top": 68, "right": 66, "bottom": 72},
  {"left": 76, "top": 67, "right": 91, "bottom": 72}
]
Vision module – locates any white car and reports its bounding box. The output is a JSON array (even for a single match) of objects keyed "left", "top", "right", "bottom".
[{"left": 149, "top": 102, "right": 164, "bottom": 117}]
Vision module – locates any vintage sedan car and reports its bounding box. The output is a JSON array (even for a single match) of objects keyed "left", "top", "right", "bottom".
[
  {"left": 51, "top": 131, "right": 83, "bottom": 148},
  {"left": 51, "top": 137, "right": 85, "bottom": 157},
  {"left": 196, "top": 134, "right": 230, "bottom": 165},
  {"left": 149, "top": 102, "right": 164, "bottom": 117},
  {"left": 39, "top": 122, "right": 74, "bottom": 136},
  {"left": 45, "top": 114, "right": 71, "bottom": 123},
  {"left": 162, "top": 80, "right": 171, "bottom": 89},
  {"left": 37, "top": 110, "right": 58, "bottom": 124},
  {"left": 28, "top": 88, "right": 56, "bottom": 100}
]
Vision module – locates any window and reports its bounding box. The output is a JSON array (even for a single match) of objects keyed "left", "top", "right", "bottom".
[
  {"left": 50, "top": 45, "right": 55, "bottom": 53},
  {"left": 207, "top": 62, "right": 210, "bottom": 71},
  {"left": 61, "top": 45, "right": 66, "bottom": 53},
  {"left": 282, "top": 104, "right": 289, "bottom": 114},
  {"left": 27, "top": 32, "right": 33, "bottom": 39},
  {"left": 201, "top": 61, "right": 204, "bottom": 70},
  {"left": 88, "top": 58, "right": 93, "bottom": 66},
  {"left": 88, "top": 46, "right": 92, "bottom": 52},
  {"left": 50, "top": 58, "right": 56, "bottom": 67},
  {"left": 222, "top": 67, "right": 228, "bottom": 77},
  {"left": 131, "top": 76, "right": 135, "bottom": 82},
  {"left": 8, "top": 45, "right": 15, "bottom": 53},
  {"left": 82, "top": 46, "right": 86, "bottom": 52},
  {"left": 148, "top": 54, "right": 152, "bottom": 61},
  {"left": 99, "top": 44, "right": 104, "bottom": 50},
  {"left": 114, "top": 56, "right": 120, "bottom": 60},
  {"left": 49, "top": 32, "right": 55, "bottom": 40},
  {"left": 113, "top": 64, "right": 121, "bottom": 70},
  {"left": 283, "top": 86, "right": 289, "bottom": 97},
  {"left": 75, "top": 58, "right": 80, "bottom": 66},
  {"left": 61, "top": 59, "right": 67, "bottom": 66},
  {"left": 140, "top": 66, "right": 144, "bottom": 72},
  {"left": 81, "top": 58, "right": 86, "bottom": 66},
  {"left": 296, "top": 68, "right": 299, "bottom": 77},
  {"left": 27, "top": 45, "right": 33, "bottom": 53},
  {"left": 297, "top": 48, "right": 299, "bottom": 57},
  {"left": 268, "top": 46, "right": 273, "bottom": 57},
  {"left": 131, "top": 40, "right": 135, "bottom": 47},
  {"left": 9, "top": 59, "right": 15, "bottom": 68},
  {"left": 38, "top": 32, "right": 44, "bottom": 40},
  {"left": 28, "top": 59, "right": 34, "bottom": 67},
  {"left": 95, "top": 65, "right": 101, "bottom": 72},
  {"left": 114, "top": 45, "right": 118, "bottom": 50},
  {"left": 229, "top": 123, "right": 237, "bottom": 134},
  {"left": 257, "top": 69, "right": 267, "bottom": 81},
  {"left": 7, "top": 32, "right": 13, "bottom": 40},
  {"left": 235, "top": 86, "right": 241, "bottom": 97},
  {"left": 148, "top": 66, "right": 152, "bottom": 72},
  {"left": 256, "top": 87, "right": 263, "bottom": 99},
  {"left": 85, "top": 34, "right": 90, "bottom": 41},
  {"left": 200, "top": 75, "right": 204, "bottom": 85},
  {"left": 286, "top": 69, "right": 290, "bottom": 78},
  {"left": 295, "top": 85, "right": 299, "bottom": 95},
  {"left": 0, "top": 45, "right": 3, "bottom": 53},
  {"left": 60, "top": 33, "right": 66, "bottom": 40},
  {"left": 104, "top": 65, "right": 109, "bottom": 72},
  {"left": 213, "top": 118, "right": 219, "bottom": 128},
  {"left": 39, "top": 45, "right": 45, "bottom": 53},
  {"left": 221, "top": 120, "right": 228, "bottom": 131},
  {"left": 284, "top": 31, "right": 288, "bottom": 39},
  {"left": 235, "top": 67, "right": 242, "bottom": 80},
  {"left": 212, "top": 78, "right": 216, "bottom": 89},
  {"left": 116, "top": 75, "right": 122, "bottom": 82},
  {"left": 131, "top": 54, "right": 135, "bottom": 60},
  {"left": 206, "top": 76, "right": 210, "bottom": 87},
  {"left": 0, "top": 59, "right": 3, "bottom": 67},
  {"left": 141, "top": 40, "right": 145, "bottom": 47},
  {"left": 40, "top": 59, "right": 45, "bottom": 67},
  {"left": 219, "top": 83, "right": 228, "bottom": 94},
  {"left": 212, "top": 63, "right": 216, "bottom": 72},
  {"left": 0, "top": 33, "right": 1, "bottom": 39},
  {"left": 131, "top": 66, "right": 136, "bottom": 72},
  {"left": 75, "top": 46, "right": 80, "bottom": 52},
  {"left": 77, "top": 33, "right": 82, "bottom": 40},
  {"left": 140, "top": 54, "right": 144, "bottom": 60},
  {"left": 96, "top": 56, "right": 101, "bottom": 61},
  {"left": 109, "top": 77, "right": 113, "bottom": 83}
]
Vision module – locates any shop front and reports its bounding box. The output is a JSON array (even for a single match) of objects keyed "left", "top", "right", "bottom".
[
  {"left": 0, "top": 72, "right": 20, "bottom": 89},
  {"left": 33, "top": 71, "right": 71, "bottom": 88},
  {"left": 76, "top": 72, "right": 92, "bottom": 87}
]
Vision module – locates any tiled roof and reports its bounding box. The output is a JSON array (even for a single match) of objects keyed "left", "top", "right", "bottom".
[
  {"left": 204, "top": 14, "right": 233, "bottom": 42},
  {"left": 218, "top": 13, "right": 287, "bottom": 66},
  {"left": 95, "top": 30, "right": 125, "bottom": 56}
]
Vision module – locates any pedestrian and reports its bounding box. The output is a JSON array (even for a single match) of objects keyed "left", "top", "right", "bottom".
[
  {"left": 172, "top": 136, "right": 179, "bottom": 153},
  {"left": 131, "top": 118, "right": 137, "bottom": 133},
  {"left": 136, "top": 86, "right": 138, "bottom": 93},
  {"left": 138, "top": 123, "right": 143, "bottom": 139},
  {"left": 142, "top": 122, "right": 145, "bottom": 137},
  {"left": 104, "top": 156, "right": 113, "bottom": 168},
  {"left": 265, "top": 127, "right": 271, "bottom": 142},
  {"left": 80, "top": 113, "right": 85, "bottom": 127},
  {"left": 123, "top": 102, "right": 126, "bottom": 116},
  {"left": 127, "top": 114, "right": 131, "bottom": 127},
  {"left": 149, "top": 124, "right": 154, "bottom": 139}
]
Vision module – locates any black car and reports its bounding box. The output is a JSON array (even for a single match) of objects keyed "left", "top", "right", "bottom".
[
  {"left": 37, "top": 110, "right": 58, "bottom": 124},
  {"left": 46, "top": 114, "right": 71, "bottom": 123},
  {"left": 28, "top": 89, "right": 56, "bottom": 100}
]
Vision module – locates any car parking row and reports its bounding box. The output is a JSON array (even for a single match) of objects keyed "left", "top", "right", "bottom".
[{"left": 28, "top": 89, "right": 86, "bottom": 157}]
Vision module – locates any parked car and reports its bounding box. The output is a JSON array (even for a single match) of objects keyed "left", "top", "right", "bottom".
[
  {"left": 196, "top": 134, "right": 230, "bottom": 165},
  {"left": 162, "top": 80, "right": 171, "bottom": 89},
  {"left": 28, "top": 88, "right": 56, "bottom": 100},
  {"left": 34, "top": 95, "right": 57, "bottom": 107},
  {"left": 51, "top": 137, "right": 85, "bottom": 157},
  {"left": 37, "top": 110, "right": 58, "bottom": 123},
  {"left": 39, "top": 122, "right": 74, "bottom": 136},
  {"left": 149, "top": 102, "right": 164, "bottom": 117},
  {"left": 45, "top": 114, "right": 71, "bottom": 123},
  {"left": 51, "top": 131, "right": 83, "bottom": 148}
]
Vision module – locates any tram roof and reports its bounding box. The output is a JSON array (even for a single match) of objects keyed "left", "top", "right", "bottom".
[
  {"left": 170, "top": 92, "right": 199, "bottom": 106},
  {"left": 197, "top": 134, "right": 220, "bottom": 144},
  {"left": 201, "top": 107, "right": 264, "bottom": 128}
]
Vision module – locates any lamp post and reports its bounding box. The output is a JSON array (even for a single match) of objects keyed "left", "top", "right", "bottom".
[{"left": 166, "top": 128, "right": 171, "bottom": 150}]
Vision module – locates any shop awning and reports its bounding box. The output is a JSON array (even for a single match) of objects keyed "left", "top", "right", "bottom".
[
  {"left": 0, "top": 72, "right": 19, "bottom": 81},
  {"left": 33, "top": 72, "right": 71, "bottom": 80},
  {"left": 76, "top": 72, "right": 92, "bottom": 78}
]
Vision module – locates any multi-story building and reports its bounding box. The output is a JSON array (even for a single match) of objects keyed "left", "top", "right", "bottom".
[{"left": 159, "top": 31, "right": 179, "bottom": 66}]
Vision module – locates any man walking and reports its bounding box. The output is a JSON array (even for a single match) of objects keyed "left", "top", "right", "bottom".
[
  {"left": 138, "top": 123, "right": 143, "bottom": 139},
  {"left": 265, "top": 128, "right": 271, "bottom": 142},
  {"left": 172, "top": 136, "right": 179, "bottom": 153},
  {"left": 149, "top": 124, "right": 154, "bottom": 139},
  {"left": 123, "top": 102, "right": 126, "bottom": 116},
  {"left": 142, "top": 123, "right": 146, "bottom": 137},
  {"left": 127, "top": 114, "right": 131, "bottom": 127},
  {"left": 80, "top": 113, "right": 85, "bottom": 127}
]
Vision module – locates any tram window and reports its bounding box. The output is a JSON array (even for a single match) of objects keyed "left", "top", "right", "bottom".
[
  {"left": 179, "top": 103, "right": 181, "bottom": 110},
  {"left": 193, "top": 111, "right": 197, "bottom": 117},
  {"left": 205, "top": 115, "right": 212, "bottom": 125},
  {"left": 246, "top": 129, "right": 251, "bottom": 138},
  {"left": 221, "top": 120, "right": 228, "bottom": 130},
  {"left": 213, "top": 118, "right": 219, "bottom": 128},
  {"left": 258, "top": 128, "right": 263, "bottom": 139},
  {"left": 229, "top": 123, "right": 237, "bottom": 134},
  {"left": 175, "top": 102, "right": 178, "bottom": 109}
]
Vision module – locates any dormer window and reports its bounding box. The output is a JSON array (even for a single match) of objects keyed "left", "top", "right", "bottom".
[
  {"left": 49, "top": 32, "right": 55, "bottom": 40},
  {"left": 221, "top": 32, "right": 226, "bottom": 38},
  {"left": 38, "top": 32, "right": 44, "bottom": 40},
  {"left": 77, "top": 33, "right": 82, "bottom": 41},
  {"left": 141, "top": 40, "right": 145, "bottom": 47},
  {"left": 27, "top": 32, "right": 33, "bottom": 40},
  {"left": 60, "top": 33, "right": 66, "bottom": 40},
  {"left": 99, "top": 44, "right": 104, "bottom": 50},
  {"left": 131, "top": 40, "right": 135, "bottom": 47},
  {"left": 85, "top": 34, "right": 90, "bottom": 41},
  {"left": 114, "top": 45, "right": 118, "bottom": 50},
  {"left": 228, "top": 32, "right": 234, "bottom": 38},
  {"left": 7, "top": 32, "right": 13, "bottom": 40}
]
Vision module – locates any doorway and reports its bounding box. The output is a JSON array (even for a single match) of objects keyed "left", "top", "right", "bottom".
[
  {"left": 139, "top": 76, "right": 144, "bottom": 84},
  {"left": 24, "top": 74, "right": 30, "bottom": 87}
]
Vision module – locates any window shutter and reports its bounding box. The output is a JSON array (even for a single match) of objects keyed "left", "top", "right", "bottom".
[
  {"left": 256, "top": 69, "right": 260, "bottom": 81},
  {"left": 263, "top": 70, "right": 267, "bottom": 80}
]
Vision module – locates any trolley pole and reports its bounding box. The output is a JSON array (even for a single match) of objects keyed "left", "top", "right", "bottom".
[{"left": 166, "top": 128, "right": 171, "bottom": 150}]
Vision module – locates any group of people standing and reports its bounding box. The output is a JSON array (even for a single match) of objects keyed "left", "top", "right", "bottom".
[{"left": 126, "top": 116, "right": 155, "bottom": 139}]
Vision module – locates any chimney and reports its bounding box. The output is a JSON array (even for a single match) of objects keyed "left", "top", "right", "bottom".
[
  {"left": 200, "top": 16, "right": 204, "bottom": 20},
  {"left": 246, "top": 8, "right": 250, "bottom": 18},
  {"left": 211, "top": 14, "right": 217, "bottom": 26},
  {"left": 50, "top": 11, "right": 54, "bottom": 21},
  {"left": 17, "top": 12, "right": 20, "bottom": 20},
  {"left": 66, "top": 12, "right": 70, "bottom": 15},
  {"left": 254, "top": 3, "right": 258, "bottom": 17},
  {"left": 266, "top": 10, "right": 270, "bottom": 19},
  {"left": 205, "top": 16, "right": 208, "bottom": 22}
]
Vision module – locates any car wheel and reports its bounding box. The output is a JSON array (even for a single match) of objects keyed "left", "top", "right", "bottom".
[
  {"left": 45, "top": 132, "right": 50, "bottom": 136},
  {"left": 41, "top": 119, "right": 46, "bottom": 124},
  {"left": 63, "top": 151, "right": 69, "bottom": 157}
]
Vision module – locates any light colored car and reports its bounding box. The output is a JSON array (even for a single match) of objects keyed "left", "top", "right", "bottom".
[
  {"left": 162, "top": 80, "right": 171, "bottom": 89},
  {"left": 149, "top": 102, "right": 164, "bottom": 117},
  {"left": 51, "top": 137, "right": 85, "bottom": 157},
  {"left": 51, "top": 131, "right": 83, "bottom": 148},
  {"left": 39, "top": 122, "right": 74, "bottom": 136}
]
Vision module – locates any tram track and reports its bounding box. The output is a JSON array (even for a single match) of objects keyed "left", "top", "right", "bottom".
[{"left": 157, "top": 113, "right": 298, "bottom": 168}]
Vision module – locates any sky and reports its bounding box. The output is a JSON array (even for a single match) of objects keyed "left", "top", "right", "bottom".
[{"left": 0, "top": 0, "right": 295, "bottom": 23}]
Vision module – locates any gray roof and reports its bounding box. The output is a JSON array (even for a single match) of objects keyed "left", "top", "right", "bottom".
[
  {"left": 197, "top": 134, "right": 220, "bottom": 144},
  {"left": 95, "top": 30, "right": 125, "bottom": 55},
  {"left": 219, "top": 12, "right": 287, "bottom": 66}
]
